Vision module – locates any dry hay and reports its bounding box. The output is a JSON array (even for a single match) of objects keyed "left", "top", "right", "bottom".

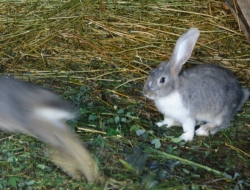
[
  {"left": 0, "top": 1, "right": 249, "bottom": 83},
  {"left": 0, "top": 0, "right": 249, "bottom": 188}
]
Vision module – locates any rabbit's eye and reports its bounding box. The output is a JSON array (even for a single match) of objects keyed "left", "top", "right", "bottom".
[{"left": 160, "top": 77, "right": 165, "bottom": 83}]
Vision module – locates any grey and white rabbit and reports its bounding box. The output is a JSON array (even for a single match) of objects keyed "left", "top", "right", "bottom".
[
  {"left": 143, "top": 28, "right": 249, "bottom": 142},
  {"left": 0, "top": 77, "right": 99, "bottom": 183}
]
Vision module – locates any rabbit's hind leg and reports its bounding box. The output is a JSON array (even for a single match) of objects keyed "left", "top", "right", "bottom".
[
  {"left": 196, "top": 120, "right": 231, "bottom": 136},
  {"left": 195, "top": 123, "right": 217, "bottom": 136},
  {"left": 195, "top": 113, "right": 228, "bottom": 136},
  {"left": 210, "top": 117, "right": 232, "bottom": 135}
]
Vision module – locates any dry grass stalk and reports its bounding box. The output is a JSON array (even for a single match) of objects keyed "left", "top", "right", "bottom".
[{"left": 0, "top": 0, "right": 249, "bottom": 188}]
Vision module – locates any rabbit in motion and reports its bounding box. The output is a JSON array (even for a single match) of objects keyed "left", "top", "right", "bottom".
[
  {"left": 143, "top": 28, "right": 249, "bottom": 142},
  {"left": 0, "top": 77, "right": 99, "bottom": 183}
]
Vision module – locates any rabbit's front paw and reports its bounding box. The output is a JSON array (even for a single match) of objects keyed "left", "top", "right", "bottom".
[
  {"left": 156, "top": 121, "right": 165, "bottom": 127},
  {"left": 179, "top": 131, "right": 194, "bottom": 142},
  {"left": 156, "top": 117, "right": 175, "bottom": 128}
]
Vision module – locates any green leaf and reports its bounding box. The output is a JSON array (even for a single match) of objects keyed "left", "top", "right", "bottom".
[
  {"left": 88, "top": 114, "right": 98, "bottom": 121},
  {"left": 37, "top": 164, "right": 46, "bottom": 170},
  {"left": 171, "top": 137, "right": 182, "bottom": 143},
  {"left": 126, "top": 112, "right": 131, "bottom": 117},
  {"left": 95, "top": 135, "right": 105, "bottom": 149},
  {"left": 136, "top": 129, "right": 145, "bottom": 136},
  {"left": 117, "top": 109, "right": 124, "bottom": 114},
  {"left": 203, "top": 142, "right": 210, "bottom": 148},
  {"left": 114, "top": 116, "right": 120, "bottom": 124},
  {"left": 154, "top": 139, "right": 161, "bottom": 149},
  {"left": 166, "top": 144, "right": 173, "bottom": 153},
  {"left": 205, "top": 151, "right": 210, "bottom": 157},
  {"left": 191, "top": 174, "right": 200, "bottom": 178},
  {"left": 121, "top": 117, "right": 126, "bottom": 122},
  {"left": 26, "top": 180, "right": 35, "bottom": 186},
  {"left": 191, "top": 183, "right": 200, "bottom": 190},
  {"left": 79, "top": 108, "right": 90, "bottom": 114},
  {"left": 8, "top": 177, "right": 20, "bottom": 188},
  {"left": 151, "top": 138, "right": 161, "bottom": 149},
  {"left": 107, "top": 128, "right": 118, "bottom": 136},
  {"left": 183, "top": 168, "right": 190, "bottom": 174},
  {"left": 107, "top": 118, "right": 114, "bottom": 123},
  {"left": 87, "top": 102, "right": 93, "bottom": 107},
  {"left": 147, "top": 130, "right": 154, "bottom": 135},
  {"left": 130, "top": 124, "right": 140, "bottom": 131},
  {"left": 7, "top": 156, "right": 14, "bottom": 162}
]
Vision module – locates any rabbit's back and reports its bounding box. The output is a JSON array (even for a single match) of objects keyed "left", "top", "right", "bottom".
[{"left": 180, "top": 64, "right": 248, "bottom": 119}]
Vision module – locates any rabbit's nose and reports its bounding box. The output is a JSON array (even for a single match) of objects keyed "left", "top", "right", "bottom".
[
  {"left": 149, "top": 85, "right": 156, "bottom": 91},
  {"left": 145, "top": 81, "right": 155, "bottom": 91}
]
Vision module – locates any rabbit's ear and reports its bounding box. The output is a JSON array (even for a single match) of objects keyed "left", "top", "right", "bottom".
[{"left": 167, "top": 28, "right": 200, "bottom": 76}]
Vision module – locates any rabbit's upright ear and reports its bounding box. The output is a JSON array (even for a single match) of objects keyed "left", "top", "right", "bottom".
[{"left": 167, "top": 28, "right": 200, "bottom": 76}]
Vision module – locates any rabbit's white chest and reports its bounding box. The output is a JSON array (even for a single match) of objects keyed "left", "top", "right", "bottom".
[{"left": 154, "top": 91, "right": 189, "bottom": 121}]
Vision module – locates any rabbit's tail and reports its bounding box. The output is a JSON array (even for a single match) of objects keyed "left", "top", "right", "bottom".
[
  {"left": 238, "top": 88, "right": 249, "bottom": 111},
  {"left": 241, "top": 88, "right": 249, "bottom": 105}
]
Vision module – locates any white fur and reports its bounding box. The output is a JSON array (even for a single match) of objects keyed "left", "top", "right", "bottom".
[
  {"left": 156, "top": 117, "right": 176, "bottom": 128},
  {"left": 34, "top": 107, "right": 74, "bottom": 128},
  {"left": 179, "top": 118, "right": 196, "bottom": 141},
  {"left": 196, "top": 113, "right": 213, "bottom": 122},
  {"left": 195, "top": 112, "right": 223, "bottom": 136},
  {"left": 176, "top": 40, "right": 188, "bottom": 63},
  {"left": 154, "top": 91, "right": 189, "bottom": 123},
  {"left": 195, "top": 126, "right": 210, "bottom": 136},
  {"left": 154, "top": 91, "right": 196, "bottom": 141}
]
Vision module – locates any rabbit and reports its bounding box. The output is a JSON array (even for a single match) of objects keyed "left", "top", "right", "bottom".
[
  {"left": 143, "top": 28, "right": 249, "bottom": 142},
  {"left": 0, "top": 77, "right": 100, "bottom": 183}
]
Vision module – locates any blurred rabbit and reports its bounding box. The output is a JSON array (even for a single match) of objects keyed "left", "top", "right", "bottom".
[
  {"left": 0, "top": 77, "right": 99, "bottom": 183},
  {"left": 143, "top": 28, "right": 249, "bottom": 142}
]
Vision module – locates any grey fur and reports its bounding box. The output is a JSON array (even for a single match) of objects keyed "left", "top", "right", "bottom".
[
  {"left": 0, "top": 77, "right": 99, "bottom": 183},
  {"left": 180, "top": 63, "right": 249, "bottom": 132},
  {"left": 143, "top": 28, "right": 249, "bottom": 141}
]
